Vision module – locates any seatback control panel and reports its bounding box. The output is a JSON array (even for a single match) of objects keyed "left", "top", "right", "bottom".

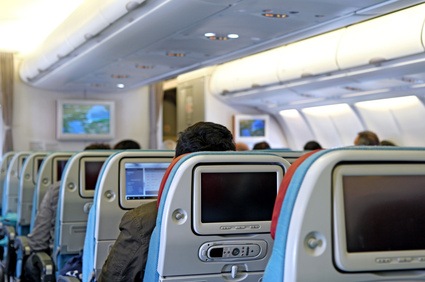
[{"left": 198, "top": 240, "right": 268, "bottom": 262}]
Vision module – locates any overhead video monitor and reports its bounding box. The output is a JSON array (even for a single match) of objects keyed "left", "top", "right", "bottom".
[
  {"left": 79, "top": 157, "right": 107, "bottom": 198},
  {"left": 233, "top": 114, "right": 270, "bottom": 143},
  {"left": 119, "top": 160, "right": 170, "bottom": 209},
  {"left": 193, "top": 164, "right": 284, "bottom": 235},
  {"left": 56, "top": 99, "right": 115, "bottom": 141},
  {"left": 333, "top": 163, "right": 425, "bottom": 272}
]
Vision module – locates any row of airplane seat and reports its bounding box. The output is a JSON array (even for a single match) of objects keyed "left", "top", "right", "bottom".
[
  {"left": 0, "top": 149, "right": 181, "bottom": 281},
  {"left": 0, "top": 149, "right": 335, "bottom": 281},
  {"left": 3, "top": 146, "right": 421, "bottom": 282},
  {"left": 6, "top": 151, "right": 75, "bottom": 279}
]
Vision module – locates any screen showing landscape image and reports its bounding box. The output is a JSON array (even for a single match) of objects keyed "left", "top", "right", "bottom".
[
  {"left": 61, "top": 103, "right": 112, "bottom": 135},
  {"left": 239, "top": 119, "right": 266, "bottom": 137}
]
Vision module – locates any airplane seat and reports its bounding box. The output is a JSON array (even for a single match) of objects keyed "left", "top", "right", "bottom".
[
  {"left": 29, "top": 152, "right": 75, "bottom": 232},
  {"left": 13, "top": 152, "right": 75, "bottom": 281},
  {"left": 12, "top": 151, "right": 75, "bottom": 278},
  {"left": 0, "top": 152, "right": 30, "bottom": 278},
  {"left": 16, "top": 152, "right": 48, "bottom": 236},
  {"left": 1, "top": 152, "right": 31, "bottom": 226},
  {"left": 53, "top": 151, "right": 114, "bottom": 275},
  {"left": 0, "top": 152, "right": 16, "bottom": 215},
  {"left": 81, "top": 150, "right": 174, "bottom": 282},
  {"left": 263, "top": 147, "right": 425, "bottom": 282},
  {"left": 144, "top": 151, "right": 290, "bottom": 282}
]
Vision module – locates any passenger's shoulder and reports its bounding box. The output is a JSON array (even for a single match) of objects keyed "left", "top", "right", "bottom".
[{"left": 123, "top": 201, "right": 157, "bottom": 221}]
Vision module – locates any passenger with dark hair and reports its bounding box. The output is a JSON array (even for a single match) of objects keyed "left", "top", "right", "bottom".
[
  {"left": 354, "top": 130, "right": 380, "bottom": 146},
  {"left": 113, "top": 139, "right": 141, "bottom": 150},
  {"left": 303, "top": 140, "right": 322, "bottom": 150},
  {"left": 23, "top": 143, "right": 110, "bottom": 282},
  {"left": 98, "top": 121, "right": 236, "bottom": 282},
  {"left": 84, "top": 143, "right": 111, "bottom": 150},
  {"left": 253, "top": 141, "right": 271, "bottom": 150},
  {"left": 380, "top": 140, "right": 397, "bottom": 146},
  {"left": 235, "top": 142, "right": 249, "bottom": 151}
]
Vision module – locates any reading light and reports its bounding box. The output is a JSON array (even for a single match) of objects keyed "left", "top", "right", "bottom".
[
  {"left": 166, "top": 52, "right": 185, "bottom": 57},
  {"left": 262, "top": 9, "right": 288, "bottom": 18},
  {"left": 204, "top": 33, "right": 239, "bottom": 40},
  {"left": 117, "top": 83, "right": 125, "bottom": 88}
]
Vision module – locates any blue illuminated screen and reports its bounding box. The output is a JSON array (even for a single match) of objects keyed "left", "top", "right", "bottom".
[
  {"left": 61, "top": 103, "right": 112, "bottom": 135},
  {"left": 239, "top": 119, "right": 266, "bottom": 137}
]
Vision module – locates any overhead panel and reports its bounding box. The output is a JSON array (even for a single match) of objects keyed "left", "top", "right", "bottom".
[
  {"left": 210, "top": 2, "right": 425, "bottom": 111},
  {"left": 209, "top": 48, "right": 282, "bottom": 95},
  {"left": 276, "top": 29, "right": 344, "bottom": 82},
  {"left": 21, "top": 0, "right": 243, "bottom": 91},
  {"left": 20, "top": 0, "right": 147, "bottom": 82},
  {"left": 17, "top": 0, "right": 423, "bottom": 93},
  {"left": 336, "top": 3, "right": 425, "bottom": 69}
]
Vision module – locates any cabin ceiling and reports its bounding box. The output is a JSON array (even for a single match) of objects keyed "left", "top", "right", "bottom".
[{"left": 19, "top": 0, "right": 425, "bottom": 99}]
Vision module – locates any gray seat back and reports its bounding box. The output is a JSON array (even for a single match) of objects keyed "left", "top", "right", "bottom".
[{"left": 144, "top": 151, "right": 290, "bottom": 282}]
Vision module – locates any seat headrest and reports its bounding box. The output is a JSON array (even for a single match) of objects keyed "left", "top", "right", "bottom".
[
  {"left": 270, "top": 149, "right": 320, "bottom": 239},
  {"left": 156, "top": 154, "right": 186, "bottom": 207}
]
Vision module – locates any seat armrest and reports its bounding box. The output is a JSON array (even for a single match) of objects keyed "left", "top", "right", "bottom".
[
  {"left": 15, "top": 236, "right": 31, "bottom": 257},
  {"left": 33, "top": 252, "right": 55, "bottom": 282},
  {"left": 3, "top": 225, "right": 17, "bottom": 277},
  {"left": 4, "top": 225, "right": 16, "bottom": 241},
  {"left": 14, "top": 236, "right": 32, "bottom": 280}
]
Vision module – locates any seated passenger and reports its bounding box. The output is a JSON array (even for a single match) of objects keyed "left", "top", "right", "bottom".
[
  {"left": 98, "top": 121, "right": 236, "bottom": 282},
  {"left": 23, "top": 143, "right": 110, "bottom": 282},
  {"left": 253, "top": 141, "right": 271, "bottom": 150},
  {"left": 84, "top": 143, "right": 111, "bottom": 150},
  {"left": 113, "top": 139, "right": 141, "bottom": 150},
  {"left": 354, "top": 130, "right": 380, "bottom": 146},
  {"left": 235, "top": 142, "right": 249, "bottom": 151},
  {"left": 303, "top": 140, "right": 322, "bottom": 150},
  {"left": 380, "top": 139, "right": 397, "bottom": 146},
  {"left": 23, "top": 181, "right": 61, "bottom": 281}
]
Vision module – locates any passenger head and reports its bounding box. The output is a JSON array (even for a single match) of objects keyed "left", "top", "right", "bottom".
[
  {"left": 175, "top": 122, "right": 236, "bottom": 157},
  {"left": 303, "top": 140, "right": 322, "bottom": 150},
  {"left": 380, "top": 140, "right": 397, "bottom": 146},
  {"left": 84, "top": 143, "right": 111, "bottom": 150},
  {"left": 235, "top": 142, "right": 249, "bottom": 151},
  {"left": 113, "top": 139, "right": 141, "bottom": 149},
  {"left": 253, "top": 141, "right": 271, "bottom": 150},
  {"left": 354, "top": 130, "right": 380, "bottom": 146}
]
